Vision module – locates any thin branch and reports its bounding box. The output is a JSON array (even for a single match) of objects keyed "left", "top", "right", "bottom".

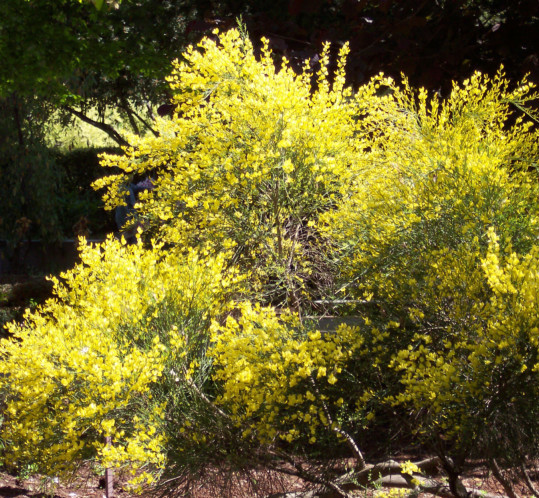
[
  {"left": 511, "top": 101, "right": 539, "bottom": 125},
  {"left": 120, "top": 98, "right": 140, "bottom": 135},
  {"left": 286, "top": 223, "right": 304, "bottom": 319},
  {"left": 309, "top": 377, "right": 366, "bottom": 470},
  {"left": 183, "top": 372, "right": 231, "bottom": 421},
  {"left": 274, "top": 183, "right": 283, "bottom": 261},
  {"left": 521, "top": 463, "right": 539, "bottom": 497},
  {"left": 488, "top": 458, "right": 518, "bottom": 498},
  {"left": 63, "top": 105, "right": 130, "bottom": 147},
  {"left": 130, "top": 107, "right": 160, "bottom": 137}
]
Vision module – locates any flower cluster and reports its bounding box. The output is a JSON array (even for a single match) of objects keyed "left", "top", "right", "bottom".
[
  {"left": 95, "top": 28, "right": 391, "bottom": 308},
  {"left": 210, "top": 303, "right": 362, "bottom": 444}
]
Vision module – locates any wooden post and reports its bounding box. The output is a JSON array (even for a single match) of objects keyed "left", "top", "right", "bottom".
[{"left": 105, "top": 436, "right": 113, "bottom": 498}]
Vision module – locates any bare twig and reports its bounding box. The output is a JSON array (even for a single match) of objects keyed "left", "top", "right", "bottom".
[
  {"left": 488, "top": 458, "right": 518, "bottom": 498},
  {"left": 521, "top": 463, "right": 539, "bottom": 497},
  {"left": 183, "top": 372, "right": 231, "bottom": 421},
  {"left": 308, "top": 377, "right": 366, "bottom": 470},
  {"left": 129, "top": 107, "right": 160, "bottom": 137}
]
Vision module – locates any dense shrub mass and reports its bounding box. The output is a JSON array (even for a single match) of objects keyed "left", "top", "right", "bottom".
[
  {"left": 0, "top": 238, "right": 239, "bottom": 489},
  {"left": 95, "top": 28, "right": 390, "bottom": 310},
  {"left": 2, "top": 28, "right": 539, "bottom": 495},
  {"left": 323, "top": 69, "right": 539, "bottom": 466}
]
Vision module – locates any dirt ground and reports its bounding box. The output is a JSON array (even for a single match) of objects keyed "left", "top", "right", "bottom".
[
  {"left": 0, "top": 462, "right": 535, "bottom": 498},
  {"left": 0, "top": 469, "right": 133, "bottom": 498}
]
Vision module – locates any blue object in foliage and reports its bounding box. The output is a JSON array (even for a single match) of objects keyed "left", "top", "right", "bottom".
[{"left": 114, "top": 179, "right": 154, "bottom": 242}]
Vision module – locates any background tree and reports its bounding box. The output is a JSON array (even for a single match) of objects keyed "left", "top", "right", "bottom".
[
  {"left": 0, "top": 0, "right": 204, "bottom": 145},
  {"left": 0, "top": 0, "right": 202, "bottom": 244},
  {"left": 3, "top": 0, "right": 537, "bottom": 148}
]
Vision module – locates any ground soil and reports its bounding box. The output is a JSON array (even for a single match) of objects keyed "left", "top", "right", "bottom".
[
  {"left": 0, "top": 460, "right": 537, "bottom": 498},
  {"left": 0, "top": 468, "right": 130, "bottom": 498}
]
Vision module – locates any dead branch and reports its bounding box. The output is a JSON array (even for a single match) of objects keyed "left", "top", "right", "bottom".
[
  {"left": 334, "top": 457, "right": 508, "bottom": 498},
  {"left": 376, "top": 473, "right": 507, "bottom": 498},
  {"left": 355, "top": 459, "right": 402, "bottom": 484},
  {"left": 415, "top": 456, "right": 442, "bottom": 475}
]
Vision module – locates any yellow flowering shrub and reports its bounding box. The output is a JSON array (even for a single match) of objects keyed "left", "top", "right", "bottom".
[
  {"left": 4, "top": 25, "right": 539, "bottom": 494},
  {"left": 323, "top": 69, "right": 539, "bottom": 462},
  {"left": 0, "top": 236, "right": 236, "bottom": 487},
  {"left": 94, "top": 28, "right": 390, "bottom": 309},
  {"left": 210, "top": 303, "right": 363, "bottom": 446},
  {"left": 325, "top": 69, "right": 539, "bottom": 296},
  {"left": 391, "top": 229, "right": 539, "bottom": 459}
]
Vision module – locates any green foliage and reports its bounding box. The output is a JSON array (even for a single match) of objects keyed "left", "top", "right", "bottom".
[
  {"left": 0, "top": 97, "right": 62, "bottom": 245},
  {"left": 0, "top": 91, "right": 119, "bottom": 244},
  {"left": 53, "top": 147, "right": 120, "bottom": 237},
  {"left": 0, "top": 143, "right": 64, "bottom": 245},
  {"left": 0, "top": 0, "right": 190, "bottom": 103},
  {"left": 0, "top": 0, "right": 205, "bottom": 151},
  {"left": 0, "top": 142, "right": 117, "bottom": 244}
]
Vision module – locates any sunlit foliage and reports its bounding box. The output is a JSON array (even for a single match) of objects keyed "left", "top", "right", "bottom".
[
  {"left": 324, "top": 68, "right": 539, "bottom": 462},
  {"left": 211, "top": 303, "right": 362, "bottom": 446},
  {"left": 95, "top": 28, "right": 391, "bottom": 309}
]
